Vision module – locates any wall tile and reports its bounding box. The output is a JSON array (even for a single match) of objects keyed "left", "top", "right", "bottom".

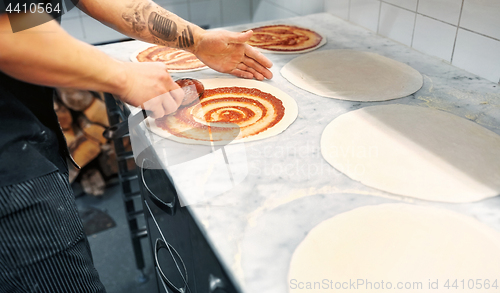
[
  {"left": 325, "top": 0, "right": 350, "bottom": 20},
  {"left": 412, "top": 15, "right": 456, "bottom": 62},
  {"left": 417, "top": 0, "right": 462, "bottom": 25},
  {"left": 251, "top": 0, "right": 297, "bottom": 23},
  {"left": 378, "top": 2, "right": 415, "bottom": 46},
  {"left": 278, "top": 0, "right": 301, "bottom": 14},
  {"left": 460, "top": 0, "right": 500, "bottom": 40},
  {"left": 452, "top": 29, "right": 500, "bottom": 83},
  {"left": 382, "top": 0, "right": 417, "bottom": 11},
  {"left": 299, "top": 0, "right": 325, "bottom": 15},
  {"left": 256, "top": 0, "right": 322, "bottom": 17},
  {"left": 350, "top": 0, "right": 380, "bottom": 32},
  {"left": 61, "top": 4, "right": 80, "bottom": 20},
  {"left": 80, "top": 15, "right": 128, "bottom": 44},
  {"left": 262, "top": 0, "right": 289, "bottom": 8},
  {"left": 190, "top": 0, "right": 222, "bottom": 29},
  {"left": 157, "top": 2, "right": 190, "bottom": 21},
  {"left": 61, "top": 17, "right": 85, "bottom": 41},
  {"left": 221, "top": 0, "right": 251, "bottom": 26},
  {"left": 252, "top": 0, "right": 260, "bottom": 16}
]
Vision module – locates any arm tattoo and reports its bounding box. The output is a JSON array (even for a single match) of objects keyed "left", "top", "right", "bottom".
[
  {"left": 122, "top": 3, "right": 147, "bottom": 33},
  {"left": 178, "top": 26, "right": 194, "bottom": 49},
  {"left": 122, "top": 2, "right": 195, "bottom": 48},
  {"left": 148, "top": 12, "right": 177, "bottom": 42}
]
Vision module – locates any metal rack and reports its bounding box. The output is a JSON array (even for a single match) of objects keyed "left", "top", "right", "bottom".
[{"left": 103, "top": 93, "right": 148, "bottom": 282}]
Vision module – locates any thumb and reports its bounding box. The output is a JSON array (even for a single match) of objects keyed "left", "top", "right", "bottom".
[{"left": 229, "top": 30, "right": 253, "bottom": 43}]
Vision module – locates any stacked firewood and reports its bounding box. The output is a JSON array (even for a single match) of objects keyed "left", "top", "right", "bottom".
[{"left": 54, "top": 89, "right": 121, "bottom": 196}]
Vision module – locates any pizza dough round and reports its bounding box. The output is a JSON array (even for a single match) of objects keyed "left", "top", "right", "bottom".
[
  {"left": 245, "top": 24, "right": 327, "bottom": 54},
  {"left": 130, "top": 45, "right": 208, "bottom": 72},
  {"left": 289, "top": 204, "right": 500, "bottom": 293},
  {"left": 281, "top": 50, "right": 423, "bottom": 101},
  {"left": 321, "top": 104, "right": 500, "bottom": 203},
  {"left": 147, "top": 78, "right": 298, "bottom": 145}
]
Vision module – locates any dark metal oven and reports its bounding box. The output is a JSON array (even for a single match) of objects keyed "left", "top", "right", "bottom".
[{"left": 138, "top": 145, "right": 240, "bottom": 293}]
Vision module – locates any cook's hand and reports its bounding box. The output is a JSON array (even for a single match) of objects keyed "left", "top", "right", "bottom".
[
  {"left": 193, "top": 30, "right": 273, "bottom": 81},
  {"left": 117, "top": 62, "right": 184, "bottom": 118}
]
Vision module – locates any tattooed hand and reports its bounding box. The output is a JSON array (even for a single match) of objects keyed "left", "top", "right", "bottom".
[{"left": 193, "top": 30, "right": 273, "bottom": 81}]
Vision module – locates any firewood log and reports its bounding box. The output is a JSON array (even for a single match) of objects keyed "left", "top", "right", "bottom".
[
  {"left": 98, "top": 143, "right": 119, "bottom": 177},
  {"left": 83, "top": 97, "right": 110, "bottom": 127},
  {"left": 56, "top": 88, "right": 95, "bottom": 111},
  {"left": 80, "top": 168, "right": 106, "bottom": 196},
  {"left": 70, "top": 130, "right": 101, "bottom": 168},
  {"left": 77, "top": 115, "right": 108, "bottom": 144},
  {"left": 63, "top": 127, "right": 77, "bottom": 147},
  {"left": 54, "top": 100, "right": 73, "bottom": 130}
]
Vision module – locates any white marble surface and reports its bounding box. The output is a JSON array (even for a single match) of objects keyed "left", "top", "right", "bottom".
[{"left": 97, "top": 13, "right": 500, "bottom": 293}]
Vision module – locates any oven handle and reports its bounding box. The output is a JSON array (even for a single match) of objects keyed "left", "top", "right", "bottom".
[
  {"left": 140, "top": 158, "right": 176, "bottom": 215},
  {"left": 155, "top": 238, "right": 189, "bottom": 293}
]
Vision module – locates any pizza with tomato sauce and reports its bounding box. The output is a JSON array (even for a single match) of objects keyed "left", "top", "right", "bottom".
[
  {"left": 146, "top": 79, "right": 298, "bottom": 145},
  {"left": 131, "top": 45, "right": 207, "bottom": 72},
  {"left": 245, "top": 24, "right": 326, "bottom": 53}
]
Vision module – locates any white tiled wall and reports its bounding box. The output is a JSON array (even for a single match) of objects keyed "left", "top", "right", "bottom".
[
  {"left": 61, "top": 11, "right": 85, "bottom": 41},
  {"left": 378, "top": 2, "right": 415, "bottom": 46},
  {"left": 412, "top": 14, "right": 456, "bottom": 61},
  {"left": 251, "top": 0, "right": 324, "bottom": 22},
  {"left": 298, "top": 0, "right": 325, "bottom": 15},
  {"left": 417, "top": 0, "right": 462, "bottom": 25},
  {"left": 60, "top": 0, "right": 500, "bottom": 83},
  {"left": 251, "top": 0, "right": 297, "bottom": 23},
  {"left": 460, "top": 0, "right": 500, "bottom": 41},
  {"left": 453, "top": 29, "right": 500, "bottom": 83},
  {"left": 349, "top": 0, "right": 380, "bottom": 32},
  {"left": 325, "top": 0, "right": 500, "bottom": 83},
  {"left": 325, "top": 0, "right": 349, "bottom": 19},
  {"left": 190, "top": 0, "right": 222, "bottom": 28},
  {"left": 383, "top": 0, "right": 417, "bottom": 11},
  {"left": 79, "top": 14, "right": 128, "bottom": 44},
  {"left": 221, "top": 0, "right": 251, "bottom": 26}
]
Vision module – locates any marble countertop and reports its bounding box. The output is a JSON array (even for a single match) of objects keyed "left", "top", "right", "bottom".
[{"left": 97, "top": 13, "right": 500, "bottom": 293}]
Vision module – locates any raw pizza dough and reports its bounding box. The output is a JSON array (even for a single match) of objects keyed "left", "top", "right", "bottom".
[
  {"left": 281, "top": 50, "right": 423, "bottom": 101},
  {"left": 321, "top": 104, "right": 500, "bottom": 203},
  {"left": 130, "top": 45, "right": 207, "bottom": 72},
  {"left": 245, "top": 24, "right": 326, "bottom": 54},
  {"left": 288, "top": 204, "right": 500, "bottom": 292},
  {"left": 146, "top": 78, "right": 298, "bottom": 145}
]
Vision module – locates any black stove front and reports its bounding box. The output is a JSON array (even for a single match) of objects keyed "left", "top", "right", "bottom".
[{"left": 139, "top": 156, "right": 240, "bottom": 293}]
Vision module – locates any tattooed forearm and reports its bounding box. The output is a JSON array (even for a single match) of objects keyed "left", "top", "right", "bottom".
[
  {"left": 120, "top": 0, "right": 199, "bottom": 49},
  {"left": 148, "top": 12, "right": 177, "bottom": 42},
  {"left": 178, "top": 26, "right": 194, "bottom": 49},
  {"left": 122, "top": 3, "right": 147, "bottom": 33}
]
